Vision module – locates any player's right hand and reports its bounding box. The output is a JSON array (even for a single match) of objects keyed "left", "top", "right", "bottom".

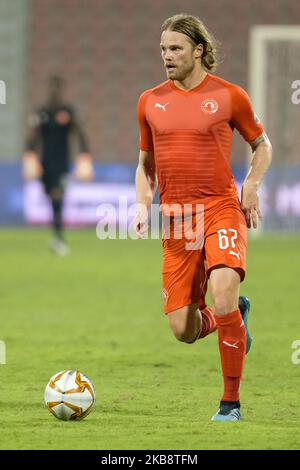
[
  {"left": 22, "top": 151, "right": 42, "bottom": 180},
  {"left": 133, "top": 207, "right": 149, "bottom": 238}
]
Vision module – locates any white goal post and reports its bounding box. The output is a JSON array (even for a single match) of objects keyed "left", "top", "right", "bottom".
[
  {"left": 250, "top": 25, "right": 300, "bottom": 127},
  {"left": 249, "top": 25, "right": 300, "bottom": 234}
]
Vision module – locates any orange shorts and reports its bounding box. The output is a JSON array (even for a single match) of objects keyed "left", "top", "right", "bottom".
[{"left": 162, "top": 196, "right": 247, "bottom": 314}]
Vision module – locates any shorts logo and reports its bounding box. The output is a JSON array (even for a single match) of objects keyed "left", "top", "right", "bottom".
[
  {"left": 162, "top": 288, "right": 169, "bottom": 304},
  {"left": 201, "top": 98, "right": 218, "bottom": 114},
  {"left": 229, "top": 250, "right": 240, "bottom": 260}
]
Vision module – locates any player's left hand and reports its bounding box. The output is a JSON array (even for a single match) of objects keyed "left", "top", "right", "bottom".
[
  {"left": 74, "top": 153, "right": 94, "bottom": 181},
  {"left": 241, "top": 180, "right": 262, "bottom": 229},
  {"left": 133, "top": 206, "right": 149, "bottom": 238}
]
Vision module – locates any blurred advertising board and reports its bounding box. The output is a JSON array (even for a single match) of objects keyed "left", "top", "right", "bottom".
[{"left": 0, "top": 163, "right": 300, "bottom": 230}]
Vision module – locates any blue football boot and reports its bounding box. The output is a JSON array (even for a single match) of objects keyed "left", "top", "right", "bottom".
[{"left": 239, "top": 295, "right": 252, "bottom": 354}]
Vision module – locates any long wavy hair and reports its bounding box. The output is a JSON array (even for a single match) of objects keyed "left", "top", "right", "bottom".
[{"left": 161, "top": 13, "right": 219, "bottom": 71}]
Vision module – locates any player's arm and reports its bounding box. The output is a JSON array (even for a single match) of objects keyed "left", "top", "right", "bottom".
[
  {"left": 71, "top": 115, "right": 94, "bottom": 181},
  {"left": 242, "top": 132, "right": 272, "bottom": 229},
  {"left": 136, "top": 149, "right": 157, "bottom": 209},
  {"left": 22, "top": 113, "right": 43, "bottom": 180},
  {"left": 134, "top": 150, "right": 157, "bottom": 237},
  {"left": 134, "top": 91, "right": 157, "bottom": 237},
  {"left": 231, "top": 86, "right": 272, "bottom": 229},
  {"left": 71, "top": 117, "right": 90, "bottom": 154}
]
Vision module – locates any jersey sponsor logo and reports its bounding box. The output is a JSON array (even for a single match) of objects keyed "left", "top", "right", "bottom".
[
  {"left": 155, "top": 102, "right": 170, "bottom": 112},
  {"left": 201, "top": 98, "right": 218, "bottom": 114}
]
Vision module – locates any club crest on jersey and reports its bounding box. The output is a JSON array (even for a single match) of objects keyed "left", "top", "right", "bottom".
[{"left": 201, "top": 98, "right": 218, "bottom": 114}]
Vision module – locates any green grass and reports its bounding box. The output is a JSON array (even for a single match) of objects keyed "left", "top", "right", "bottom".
[{"left": 0, "top": 228, "right": 300, "bottom": 449}]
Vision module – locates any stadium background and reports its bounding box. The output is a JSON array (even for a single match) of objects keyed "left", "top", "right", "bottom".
[
  {"left": 0, "top": 0, "right": 300, "bottom": 452},
  {"left": 0, "top": 0, "right": 299, "bottom": 230}
]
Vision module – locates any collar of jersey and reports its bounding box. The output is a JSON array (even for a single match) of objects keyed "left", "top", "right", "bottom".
[{"left": 169, "top": 73, "right": 210, "bottom": 95}]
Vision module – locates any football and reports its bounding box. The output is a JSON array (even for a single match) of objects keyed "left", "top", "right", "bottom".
[{"left": 44, "top": 370, "right": 96, "bottom": 420}]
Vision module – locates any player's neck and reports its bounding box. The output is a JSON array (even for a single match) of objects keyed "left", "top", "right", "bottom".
[
  {"left": 47, "top": 94, "right": 63, "bottom": 108},
  {"left": 174, "top": 67, "right": 207, "bottom": 91}
]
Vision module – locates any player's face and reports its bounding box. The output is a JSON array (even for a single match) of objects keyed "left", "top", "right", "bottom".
[{"left": 160, "top": 30, "right": 199, "bottom": 81}]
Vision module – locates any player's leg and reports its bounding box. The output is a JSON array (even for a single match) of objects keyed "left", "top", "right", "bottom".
[
  {"left": 167, "top": 303, "right": 217, "bottom": 343},
  {"left": 168, "top": 303, "right": 201, "bottom": 343},
  {"left": 205, "top": 201, "right": 248, "bottom": 421},
  {"left": 210, "top": 266, "right": 246, "bottom": 406},
  {"left": 163, "top": 235, "right": 216, "bottom": 343},
  {"left": 49, "top": 186, "right": 64, "bottom": 241},
  {"left": 47, "top": 173, "right": 69, "bottom": 255}
]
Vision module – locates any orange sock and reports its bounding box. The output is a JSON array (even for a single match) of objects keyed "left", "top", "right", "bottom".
[
  {"left": 199, "top": 307, "right": 217, "bottom": 338},
  {"left": 214, "top": 309, "right": 246, "bottom": 402}
]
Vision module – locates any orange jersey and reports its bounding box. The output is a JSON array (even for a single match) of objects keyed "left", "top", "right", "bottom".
[{"left": 137, "top": 73, "right": 264, "bottom": 205}]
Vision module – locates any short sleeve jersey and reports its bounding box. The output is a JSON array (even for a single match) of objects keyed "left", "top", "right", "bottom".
[{"left": 137, "top": 73, "right": 263, "bottom": 205}]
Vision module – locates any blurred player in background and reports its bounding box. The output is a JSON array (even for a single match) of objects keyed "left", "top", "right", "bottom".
[
  {"left": 134, "top": 14, "right": 272, "bottom": 421},
  {"left": 23, "top": 76, "right": 93, "bottom": 255}
]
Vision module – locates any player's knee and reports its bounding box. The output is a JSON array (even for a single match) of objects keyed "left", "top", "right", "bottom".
[
  {"left": 211, "top": 291, "right": 236, "bottom": 315},
  {"left": 50, "top": 187, "right": 63, "bottom": 201},
  {"left": 173, "top": 328, "right": 196, "bottom": 343},
  {"left": 168, "top": 306, "right": 198, "bottom": 343},
  {"left": 210, "top": 268, "right": 241, "bottom": 314}
]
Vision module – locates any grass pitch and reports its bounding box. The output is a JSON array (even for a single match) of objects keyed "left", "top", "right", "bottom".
[{"left": 0, "top": 228, "right": 299, "bottom": 450}]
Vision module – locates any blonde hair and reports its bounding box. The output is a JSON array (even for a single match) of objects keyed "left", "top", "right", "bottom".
[{"left": 161, "top": 13, "right": 219, "bottom": 71}]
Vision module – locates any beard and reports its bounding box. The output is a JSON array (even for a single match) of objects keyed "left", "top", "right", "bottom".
[{"left": 166, "top": 60, "right": 195, "bottom": 81}]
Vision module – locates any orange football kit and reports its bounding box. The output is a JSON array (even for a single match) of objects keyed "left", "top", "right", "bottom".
[{"left": 138, "top": 74, "right": 263, "bottom": 314}]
